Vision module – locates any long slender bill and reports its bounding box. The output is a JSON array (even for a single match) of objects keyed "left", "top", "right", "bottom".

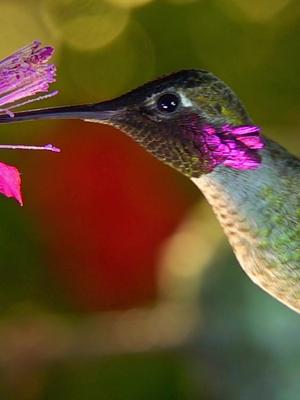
[{"left": 0, "top": 103, "right": 119, "bottom": 124}]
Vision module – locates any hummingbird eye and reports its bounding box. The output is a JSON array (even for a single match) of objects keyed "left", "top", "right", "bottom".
[{"left": 156, "top": 93, "right": 180, "bottom": 113}]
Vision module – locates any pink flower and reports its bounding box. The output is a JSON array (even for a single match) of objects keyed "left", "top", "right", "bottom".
[{"left": 0, "top": 41, "right": 60, "bottom": 206}]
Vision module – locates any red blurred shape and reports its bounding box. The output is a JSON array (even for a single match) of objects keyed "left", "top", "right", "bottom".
[{"left": 26, "top": 121, "right": 195, "bottom": 311}]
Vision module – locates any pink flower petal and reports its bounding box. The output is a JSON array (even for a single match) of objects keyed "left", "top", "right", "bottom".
[{"left": 0, "top": 161, "right": 22, "bottom": 205}]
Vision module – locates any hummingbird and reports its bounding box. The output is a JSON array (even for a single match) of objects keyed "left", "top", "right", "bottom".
[{"left": 0, "top": 69, "right": 299, "bottom": 313}]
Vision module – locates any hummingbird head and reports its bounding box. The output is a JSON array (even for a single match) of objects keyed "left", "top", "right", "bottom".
[
  {"left": 0, "top": 69, "right": 264, "bottom": 177},
  {"left": 94, "top": 69, "right": 264, "bottom": 177}
]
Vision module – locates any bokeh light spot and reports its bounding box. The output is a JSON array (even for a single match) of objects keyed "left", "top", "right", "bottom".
[
  {"left": 158, "top": 202, "right": 223, "bottom": 302},
  {"left": 218, "top": 0, "right": 292, "bottom": 22},
  {"left": 165, "top": 0, "right": 199, "bottom": 4},
  {"left": 107, "top": 0, "right": 154, "bottom": 9},
  {"left": 41, "top": 0, "right": 130, "bottom": 51},
  {"left": 0, "top": 1, "right": 59, "bottom": 58},
  {"left": 63, "top": 21, "right": 155, "bottom": 101}
]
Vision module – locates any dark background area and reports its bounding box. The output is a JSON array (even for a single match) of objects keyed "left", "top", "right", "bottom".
[{"left": 0, "top": 0, "right": 299, "bottom": 399}]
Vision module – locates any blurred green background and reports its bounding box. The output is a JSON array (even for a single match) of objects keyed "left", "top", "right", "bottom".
[{"left": 0, "top": 0, "right": 299, "bottom": 399}]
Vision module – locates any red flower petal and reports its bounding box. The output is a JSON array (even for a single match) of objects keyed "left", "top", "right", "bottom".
[{"left": 0, "top": 161, "right": 22, "bottom": 205}]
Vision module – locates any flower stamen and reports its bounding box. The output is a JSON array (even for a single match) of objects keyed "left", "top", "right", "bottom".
[
  {"left": 0, "top": 40, "right": 59, "bottom": 205},
  {"left": 0, "top": 40, "right": 57, "bottom": 114}
]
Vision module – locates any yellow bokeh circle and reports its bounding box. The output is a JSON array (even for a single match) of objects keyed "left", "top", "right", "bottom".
[
  {"left": 107, "top": 0, "right": 153, "bottom": 9},
  {"left": 0, "top": 1, "right": 59, "bottom": 58},
  {"left": 41, "top": 0, "right": 130, "bottom": 51}
]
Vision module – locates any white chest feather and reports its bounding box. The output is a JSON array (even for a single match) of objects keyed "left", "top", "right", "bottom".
[{"left": 192, "top": 174, "right": 300, "bottom": 313}]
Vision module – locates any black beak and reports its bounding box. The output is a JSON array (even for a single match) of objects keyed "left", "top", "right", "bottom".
[{"left": 0, "top": 100, "right": 121, "bottom": 124}]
